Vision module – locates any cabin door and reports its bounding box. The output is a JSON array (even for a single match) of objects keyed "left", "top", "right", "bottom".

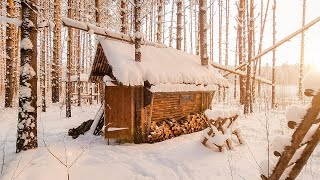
[{"left": 105, "top": 86, "right": 133, "bottom": 140}]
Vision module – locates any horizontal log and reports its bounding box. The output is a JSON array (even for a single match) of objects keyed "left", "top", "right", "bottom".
[
  {"left": 211, "top": 62, "right": 273, "bottom": 85},
  {"left": 61, "top": 17, "right": 167, "bottom": 48}
]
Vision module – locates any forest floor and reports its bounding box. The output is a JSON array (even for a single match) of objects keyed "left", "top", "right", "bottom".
[{"left": 0, "top": 102, "right": 320, "bottom": 180}]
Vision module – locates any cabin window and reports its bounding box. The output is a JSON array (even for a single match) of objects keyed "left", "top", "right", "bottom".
[{"left": 180, "top": 94, "right": 195, "bottom": 104}]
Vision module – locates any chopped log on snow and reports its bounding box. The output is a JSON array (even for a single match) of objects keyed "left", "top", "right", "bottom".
[{"left": 68, "top": 119, "right": 94, "bottom": 139}]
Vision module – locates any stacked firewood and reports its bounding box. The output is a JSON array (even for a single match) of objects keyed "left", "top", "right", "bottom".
[{"left": 147, "top": 113, "right": 208, "bottom": 143}]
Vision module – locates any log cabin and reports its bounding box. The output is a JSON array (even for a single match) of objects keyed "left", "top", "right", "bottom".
[{"left": 89, "top": 37, "right": 229, "bottom": 143}]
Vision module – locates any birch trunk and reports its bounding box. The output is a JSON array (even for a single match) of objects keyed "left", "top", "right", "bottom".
[{"left": 40, "top": 0, "right": 47, "bottom": 112}]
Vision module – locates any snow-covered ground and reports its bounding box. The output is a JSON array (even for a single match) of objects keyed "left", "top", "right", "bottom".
[{"left": 1, "top": 103, "right": 320, "bottom": 180}]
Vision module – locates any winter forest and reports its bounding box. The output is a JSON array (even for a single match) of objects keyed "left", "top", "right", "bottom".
[{"left": 0, "top": 0, "right": 320, "bottom": 179}]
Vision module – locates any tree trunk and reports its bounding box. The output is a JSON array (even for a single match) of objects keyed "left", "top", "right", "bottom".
[
  {"left": 5, "top": 0, "right": 15, "bottom": 108},
  {"left": 17, "top": 0, "right": 38, "bottom": 153},
  {"left": 157, "top": 0, "right": 163, "bottom": 44},
  {"left": 95, "top": 0, "right": 101, "bottom": 26},
  {"left": 199, "top": 0, "right": 208, "bottom": 66},
  {"left": 244, "top": 0, "right": 254, "bottom": 114},
  {"left": 40, "top": 0, "right": 47, "bottom": 112},
  {"left": 271, "top": 0, "right": 277, "bottom": 109},
  {"left": 225, "top": 0, "right": 230, "bottom": 66},
  {"left": 77, "top": 1, "right": 82, "bottom": 107},
  {"left": 176, "top": 0, "right": 182, "bottom": 50},
  {"left": 238, "top": 0, "right": 245, "bottom": 104},
  {"left": 52, "top": 0, "right": 61, "bottom": 103},
  {"left": 169, "top": 0, "right": 175, "bottom": 47},
  {"left": 298, "top": 0, "right": 306, "bottom": 101},
  {"left": 134, "top": 0, "right": 143, "bottom": 143},
  {"left": 120, "top": 0, "right": 128, "bottom": 34},
  {"left": 189, "top": 0, "right": 193, "bottom": 53},
  {"left": 66, "top": 0, "right": 73, "bottom": 118},
  {"left": 218, "top": 0, "right": 222, "bottom": 64}
]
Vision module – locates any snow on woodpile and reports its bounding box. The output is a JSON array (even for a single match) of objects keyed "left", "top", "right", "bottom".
[
  {"left": 303, "top": 69, "right": 320, "bottom": 93},
  {"left": 204, "top": 108, "right": 241, "bottom": 120},
  {"left": 99, "top": 38, "right": 229, "bottom": 88}
]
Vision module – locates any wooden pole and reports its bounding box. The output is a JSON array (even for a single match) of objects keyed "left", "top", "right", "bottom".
[{"left": 271, "top": 0, "right": 276, "bottom": 109}]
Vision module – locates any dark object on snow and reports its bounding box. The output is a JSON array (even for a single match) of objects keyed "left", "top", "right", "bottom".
[
  {"left": 305, "top": 89, "right": 315, "bottom": 97},
  {"left": 68, "top": 120, "right": 94, "bottom": 139},
  {"left": 93, "top": 111, "right": 104, "bottom": 136}
]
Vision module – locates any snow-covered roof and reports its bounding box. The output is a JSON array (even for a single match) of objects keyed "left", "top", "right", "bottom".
[
  {"left": 95, "top": 37, "right": 228, "bottom": 88},
  {"left": 62, "top": 73, "right": 89, "bottom": 82}
]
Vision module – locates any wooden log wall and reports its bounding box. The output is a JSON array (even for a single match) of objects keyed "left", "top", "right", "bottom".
[{"left": 151, "top": 92, "right": 213, "bottom": 122}]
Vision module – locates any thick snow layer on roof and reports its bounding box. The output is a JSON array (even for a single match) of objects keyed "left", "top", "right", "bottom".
[{"left": 99, "top": 37, "right": 228, "bottom": 87}]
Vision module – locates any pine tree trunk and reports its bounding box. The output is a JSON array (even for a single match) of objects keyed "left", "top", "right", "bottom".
[
  {"left": 244, "top": 0, "right": 254, "bottom": 114},
  {"left": 218, "top": 0, "right": 222, "bottom": 64},
  {"left": 134, "top": 0, "right": 143, "bottom": 143},
  {"left": 95, "top": 0, "right": 101, "bottom": 26},
  {"left": 169, "top": 0, "right": 175, "bottom": 47},
  {"left": 157, "top": 0, "right": 163, "bottom": 44},
  {"left": 298, "top": 0, "right": 306, "bottom": 101},
  {"left": 176, "top": 0, "right": 182, "bottom": 50},
  {"left": 194, "top": 2, "right": 199, "bottom": 55},
  {"left": 225, "top": 0, "right": 230, "bottom": 66},
  {"left": 271, "top": 0, "right": 277, "bottom": 109},
  {"left": 189, "top": 0, "right": 193, "bottom": 53},
  {"left": 199, "top": 0, "right": 208, "bottom": 66},
  {"left": 120, "top": 0, "right": 128, "bottom": 34},
  {"left": 209, "top": 0, "right": 214, "bottom": 61},
  {"left": 5, "top": 0, "right": 15, "bottom": 108},
  {"left": 238, "top": 0, "right": 245, "bottom": 105},
  {"left": 17, "top": 0, "right": 38, "bottom": 153},
  {"left": 52, "top": 0, "right": 61, "bottom": 103},
  {"left": 66, "top": 0, "right": 73, "bottom": 118},
  {"left": 183, "top": 0, "right": 186, "bottom": 51}
]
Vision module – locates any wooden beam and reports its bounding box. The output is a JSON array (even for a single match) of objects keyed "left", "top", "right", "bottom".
[
  {"left": 61, "top": 17, "right": 167, "bottom": 48},
  {"left": 211, "top": 62, "right": 272, "bottom": 85},
  {"left": 226, "top": 16, "right": 320, "bottom": 75}
]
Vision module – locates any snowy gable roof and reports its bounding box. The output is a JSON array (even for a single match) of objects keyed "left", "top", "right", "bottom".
[{"left": 95, "top": 37, "right": 228, "bottom": 87}]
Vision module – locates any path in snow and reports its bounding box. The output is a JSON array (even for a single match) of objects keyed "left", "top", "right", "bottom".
[{"left": 0, "top": 104, "right": 320, "bottom": 180}]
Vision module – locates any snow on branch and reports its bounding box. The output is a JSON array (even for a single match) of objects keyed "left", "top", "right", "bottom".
[
  {"left": 0, "top": 16, "right": 22, "bottom": 26},
  {"left": 61, "top": 17, "right": 167, "bottom": 48}
]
